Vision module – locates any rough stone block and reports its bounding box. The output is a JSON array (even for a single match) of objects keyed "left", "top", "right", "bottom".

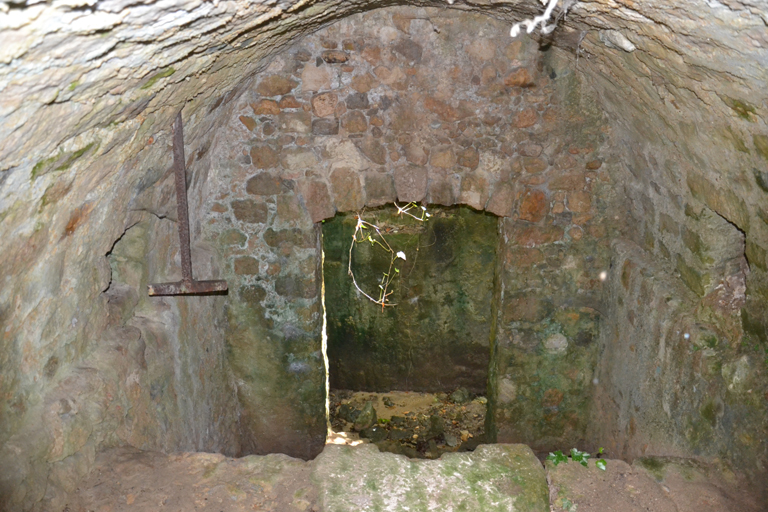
[
  {"left": 404, "top": 142, "right": 429, "bottom": 166},
  {"left": 278, "top": 95, "right": 302, "bottom": 109},
  {"left": 246, "top": 172, "right": 286, "bottom": 196},
  {"left": 466, "top": 39, "right": 496, "bottom": 61},
  {"left": 239, "top": 115, "right": 256, "bottom": 131},
  {"left": 394, "top": 166, "right": 427, "bottom": 203},
  {"left": 275, "top": 274, "right": 317, "bottom": 299},
  {"left": 549, "top": 171, "right": 585, "bottom": 191},
  {"left": 504, "top": 68, "right": 534, "bottom": 87},
  {"left": 278, "top": 112, "right": 312, "bottom": 133},
  {"left": 314, "top": 444, "right": 549, "bottom": 512},
  {"left": 301, "top": 64, "right": 331, "bottom": 92},
  {"left": 459, "top": 172, "right": 490, "bottom": 210},
  {"left": 280, "top": 148, "right": 319, "bottom": 170},
  {"left": 234, "top": 256, "right": 259, "bottom": 275},
  {"left": 430, "top": 146, "right": 457, "bottom": 168},
  {"left": 312, "top": 118, "right": 339, "bottom": 136},
  {"left": 567, "top": 190, "right": 591, "bottom": 213},
  {"left": 257, "top": 75, "right": 298, "bottom": 97},
  {"left": 523, "top": 157, "right": 547, "bottom": 174},
  {"left": 457, "top": 146, "right": 480, "bottom": 169},
  {"left": 514, "top": 108, "right": 538, "bottom": 128},
  {"left": 504, "top": 294, "right": 552, "bottom": 323},
  {"left": 486, "top": 182, "right": 515, "bottom": 217},
  {"left": 342, "top": 111, "right": 368, "bottom": 133},
  {"left": 519, "top": 189, "right": 548, "bottom": 222},
  {"left": 346, "top": 92, "right": 370, "bottom": 110},
  {"left": 322, "top": 50, "right": 348, "bottom": 63},
  {"left": 518, "top": 143, "right": 543, "bottom": 157},
  {"left": 364, "top": 172, "right": 396, "bottom": 207},
  {"left": 326, "top": 139, "right": 370, "bottom": 172},
  {"left": 311, "top": 92, "right": 338, "bottom": 117},
  {"left": 219, "top": 229, "right": 246, "bottom": 247},
  {"left": 231, "top": 199, "right": 268, "bottom": 224},
  {"left": 251, "top": 99, "right": 280, "bottom": 115},
  {"left": 392, "top": 38, "right": 423, "bottom": 63},
  {"left": 428, "top": 173, "right": 455, "bottom": 206},
  {"left": 250, "top": 144, "right": 279, "bottom": 169},
  {"left": 330, "top": 169, "right": 365, "bottom": 212},
  {"left": 298, "top": 179, "right": 335, "bottom": 223},
  {"left": 356, "top": 137, "right": 387, "bottom": 165}
]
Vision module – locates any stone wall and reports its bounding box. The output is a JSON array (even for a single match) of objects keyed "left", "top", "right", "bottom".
[
  {"left": 1, "top": 0, "right": 768, "bottom": 508},
  {"left": 206, "top": 6, "right": 618, "bottom": 458}
]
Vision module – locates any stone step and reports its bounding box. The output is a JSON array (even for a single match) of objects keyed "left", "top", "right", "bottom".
[{"left": 64, "top": 444, "right": 760, "bottom": 512}]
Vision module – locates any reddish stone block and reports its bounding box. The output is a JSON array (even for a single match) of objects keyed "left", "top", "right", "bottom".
[
  {"left": 430, "top": 146, "right": 456, "bottom": 168},
  {"left": 550, "top": 171, "right": 586, "bottom": 190},
  {"left": 567, "top": 190, "right": 592, "bottom": 213},
  {"left": 518, "top": 189, "right": 548, "bottom": 222},
  {"left": 511, "top": 224, "right": 564, "bottom": 247},
  {"left": 351, "top": 73, "right": 378, "bottom": 93},
  {"left": 523, "top": 157, "right": 547, "bottom": 174},
  {"left": 239, "top": 116, "right": 257, "bottom": 131},
  {"left": 311, "top": 92, "right": 338, "bottom": 117},
  {"left": 586, "top": 159, "right": 603, "bottom": 170},
  {"left": 297, "top": 179, "right": 335, "bottom": 223},
  {"left": 279, "top": 95, "right": 302, "bottom": 109},
  {"left": 457, "top": 147, "right": 479, "bottom": 169},
  {"left": 251, "top": 99, "right": 280, "bottom": 115},
  {"left": 514, "top": 108, "right": 538, "bottom": 128},
  {"left": 342, "top": 111, "right": 368, "bottom": 133},
  {"left": 256, "top": 75, "right": 297, "bottom": 97},
  {"left": 504, "top": 68, "right": 534, "bottom": 87},
  {"left": 249, "top": 145, "right": 279, "bottom": 170},
  {"left": 234, "top": 256, "right": 259, "bottom": 275}
]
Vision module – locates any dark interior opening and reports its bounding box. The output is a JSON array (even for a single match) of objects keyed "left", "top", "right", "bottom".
[{"left": 321, "top": 204, "right": 500, "bottom": 457}]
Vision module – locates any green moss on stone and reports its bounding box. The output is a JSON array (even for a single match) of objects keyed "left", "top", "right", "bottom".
[
  {"left": 754, "top": 134, "right": 768, "bottom": 161},
  {"left": 68, "top": 81, "right": 79, "bottom": 91},
  {"left": 31, "top": 154, "right": 60, "bottom": 180},
  {"left": 141, "top": 67, "right": 176, "bottom": 89},
  {"left": 635, "top": 457, "right": 666, "bottom": 480},
  {"left": 55, "top": 142, "right": 96, "bottom": 171},
  {"left": 676, "top": 255, "right": 707, "bottom": 296},
  {"left": 722, "top": 96, "right": 757, "bottom": 121},
  {"left": 700, "top": 400, "right": 718, "bottom": 427}
]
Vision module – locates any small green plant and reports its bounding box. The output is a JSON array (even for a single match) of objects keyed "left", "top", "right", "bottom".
[
  {"left": 348, "top": 202, "right": 429, "bottom": 310},
  {"left": 547, "top": 447, "right": 607, "bottom": 471}
]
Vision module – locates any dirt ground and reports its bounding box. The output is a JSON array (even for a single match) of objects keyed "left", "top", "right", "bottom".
[{"left": 327, "top": 389, "right": 487, "bottom": 459}]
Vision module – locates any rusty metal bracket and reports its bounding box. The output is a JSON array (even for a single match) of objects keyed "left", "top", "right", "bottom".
[{"left": 148, "top": 112, "right": 228, "bottom": 296}]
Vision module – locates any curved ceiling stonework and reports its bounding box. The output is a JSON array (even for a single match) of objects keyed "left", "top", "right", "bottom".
[{"left": 1, "top": 0, "right": 767, "bottom": 510}]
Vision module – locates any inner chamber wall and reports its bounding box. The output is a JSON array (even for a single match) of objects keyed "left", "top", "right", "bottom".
[{"left": 204, "top": 6, "right": 616, "bottom": 458}]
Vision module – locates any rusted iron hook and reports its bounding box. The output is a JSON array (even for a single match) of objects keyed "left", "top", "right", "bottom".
[{"left": 148, "top": 112, "right": 228, "bottom": 296}]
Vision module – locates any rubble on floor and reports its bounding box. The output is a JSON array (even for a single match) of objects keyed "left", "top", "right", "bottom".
[{"left": 328, "top": 389, "right": 487, "bottom": 459}]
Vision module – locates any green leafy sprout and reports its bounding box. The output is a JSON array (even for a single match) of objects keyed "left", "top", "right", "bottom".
[
  {"left": 547, "top": 447, "right": 607, "bottom": 471},
  {"left": 348, "top": 202, "right": 429, "bottom": 310}
]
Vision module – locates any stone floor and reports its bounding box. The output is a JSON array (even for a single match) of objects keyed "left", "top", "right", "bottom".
[{"left": 60, "top": 444, "right": 762, "bottom": 512}]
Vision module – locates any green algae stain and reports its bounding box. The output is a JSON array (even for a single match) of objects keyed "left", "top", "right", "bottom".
[
  {"left": 636, "top": 457, "right": 666, "bottom": 480},
  {"left": 754, "top": 134, "right": 768, "bottom": 161},
  {"left": 721, "top": 96, "right": 757, "bottom": 122},
  {"left": 141, "top": 67, "right": 176, "bottom": 90},
  {"left": 68, "top": 81, "right": 79, "bottom": 91}
]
